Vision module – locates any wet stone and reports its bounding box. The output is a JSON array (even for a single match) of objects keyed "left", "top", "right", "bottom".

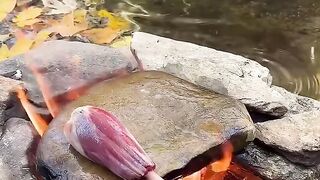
[
  {"left": 0, "top": 40, "right": 138, "bottom": 106},
  {"left": 37, "top": 71, "right": 255, "bottom": 179},
  {"left": 0, "top": 118, "right": 39, "bottom": 179},
  {"left": 255, "top": 110, "right": 320, "bottom": 166},
  {"left": 131, "top": 32, "right": 320, "bottom": 117},
  {"left": 236, "top": 143, "right": 320, "bottom": 180}
]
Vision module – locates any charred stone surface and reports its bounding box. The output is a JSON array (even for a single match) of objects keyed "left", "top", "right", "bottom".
[{"left": 37, "top": 71, "right": 255, "bottom": 179}]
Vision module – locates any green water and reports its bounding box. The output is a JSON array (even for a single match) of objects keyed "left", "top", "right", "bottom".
[{"left": 106, "top": 0, "right": 320, "bottom": 99}]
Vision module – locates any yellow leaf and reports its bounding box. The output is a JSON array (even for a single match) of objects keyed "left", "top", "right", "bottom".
[
  {"left": 81, "top": 27, "right": 120, "bottom": 44},
  {"left": 32, "top": 31, "right": 52, "bottom": 48},
  {"left": 13, "top": 7, "right": 42, "bottom": 27},
  {"left": 9, "top": 36, "right": 34, "bottom": 57},
  {"left": 97, "top": 9, "right": 130, "bottom": 30},
  {"left": 0, "top": 44, "right": 10, "bottom": 61},
  {"left": 0, "top": 0, "right": 17, "bottom": 21},
  {"left": 110, "top": 36, "right": 132, "bottom": 48},
  {"left": 16, "top": 18, "right": 41, "bottom": 27},
  {"left": 48, "top": 10, "right": 88, "bottom": 36}
]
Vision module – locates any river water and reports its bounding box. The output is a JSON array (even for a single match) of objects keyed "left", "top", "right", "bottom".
[{"left": 105, "top": 0, "right": 320, "bottom": 99}]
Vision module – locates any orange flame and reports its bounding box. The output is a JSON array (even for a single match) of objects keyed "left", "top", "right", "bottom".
[
  {"left": 183, "top": 141, "right": 233, "bottom": 180},
  {"left": 16, "top": 86, "right": 48, "bottom": 136}
]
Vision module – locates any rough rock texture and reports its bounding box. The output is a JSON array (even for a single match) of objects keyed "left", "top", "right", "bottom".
[
  {"left": 255, "top": 111, "right": 320, "bottom": 166},
  {"left": 0, "top": 76, "right": 21, "bottom": 128},
  {"left": 271, "top": 86, "right": 320, "bottom": 115},
  {"left": 131, "top": 32, "right": 320, "bottom": 116},
  {"left": 0, "top": 118, "right": 39, "bottom": 179},
  {"left": 0, "top": 40, "right": 137, "bottom": 106},
  {"left": 37, "top": 71, "right": 255, "bottom": 179},
  {"left": 236, "top": 143, "right": 320, "bottom": 180}
]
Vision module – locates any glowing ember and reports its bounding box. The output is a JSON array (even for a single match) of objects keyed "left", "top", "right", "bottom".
[{"left": 16, "top": 86, "right": 48, "bottom": 136}]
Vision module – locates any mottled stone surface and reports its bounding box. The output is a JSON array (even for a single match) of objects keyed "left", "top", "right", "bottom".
[
  {"left": 37, "top": 71, "right": 254, "bottom": 179},
  {"left": 236, "top": 143, "right": 320, "bottom": 180},
  {"left": 0, "top": 76, "right": 21, "bottom": 128},
  {"left": 0, "top": 118, "right": 39, "bottom": 180},
  {"left": 0, "top": 40, "right": 137, "bottom": 106},
  {"left": 131, "top": 32, "right": 320, "bottom": 117},
  {"left": 255, "top": 111, "right": 320, "bottom": 166}
]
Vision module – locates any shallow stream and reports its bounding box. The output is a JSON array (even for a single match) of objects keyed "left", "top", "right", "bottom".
[{"left": 105, "top": 0, "right": 320, "bottom": 99}]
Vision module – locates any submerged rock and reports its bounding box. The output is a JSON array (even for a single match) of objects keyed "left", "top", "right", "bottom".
[
  {"left": 0, "top": 40, "right": 138, "bottom": 106},
  {"left": 131, "top": 32, "right": 320, "bottom": 117},
  {"left": 236, "top": 143, "right": 320, "bottom": 180},
  {"left": 37, "top": 71, "right": 254, "bottom": 179},
  {"left": 255, "top": 111, "right": 320, "bottom": 166},
  {"left": 0, "top": 118, "right": 39, "bottom": 179}
]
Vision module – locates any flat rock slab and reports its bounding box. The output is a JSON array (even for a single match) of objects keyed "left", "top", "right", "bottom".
[
  {"left": 0, "top": 40, "right": 137, "bottom": 106},
  {"left": 132, "top": 32, "right": 320, "bottom": 116},
  {"left": 37, "top": 71, "right": 254, "bottom": 179},
  {"left": 255, "top": 111, "right": 320, "bottom": 166},
  {"left": 0, "top": 118, "right": 39, "bottom": 179},
  {"left": 236, "top": 143, "right": 320, "bottom": 180}
]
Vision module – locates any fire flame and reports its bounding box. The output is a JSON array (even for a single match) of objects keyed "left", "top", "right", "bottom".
[
  {"left": 183, "top": 141, "right": 262, "bottom": 180},
  {"left": 16, "top": 86, "right": 48, "bottom": 136},
  {"left": 182, "top": 141, "right": 231, "bottom": 180}
]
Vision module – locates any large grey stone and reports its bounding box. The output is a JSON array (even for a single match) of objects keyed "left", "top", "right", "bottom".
[
  {"left": 255, "top": 111, "right": 320, "bottom": 166},
  {"left": 131, "top": 32, "right": 320, "bottom": 117},
  {"left": 236, "top": 143, "right": 320, "bottom": 180},
  {"left": 37, "top": 71, "right": 255, "bottom": 179},
  {"left": 0, "top": 118, "right": 39, "bottom": 180},
  {"left": 0, "top": 40, "right": 138, "bottom": 106}
]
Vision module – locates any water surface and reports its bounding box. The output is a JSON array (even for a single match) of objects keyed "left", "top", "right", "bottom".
[{"left": 105, "top": 0, "right": 320, "bottom": 99}]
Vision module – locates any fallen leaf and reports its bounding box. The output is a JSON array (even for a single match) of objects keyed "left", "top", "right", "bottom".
[
  {"left": 32, "top": 30, "right": 52, "bottom": 48},
  {"left": 42, "top": 0, "right": 77, "bottom": 15},
  {"left": 48, "top": 10, "right": 88, "bottom": 36},
  {"left": 110, "top": 36, "right": 132, "bottom": 48},
  {"left": 9, "top": 35, "right": 34, "bottom": 57},
  {"left": 0, "top": 0, "right": 17, "bottom": 21},
  {"left": 0, "top": 44, "right": 10, "bottom": 61},
  {"left": 81, "top": 27, "right": 120, "bottom": 44},
  {"left": 97, "top": 10, "right": 130, "bottom": 30},
  {"left": 13, "top": 7, "right": 42, "bottom": 27}
]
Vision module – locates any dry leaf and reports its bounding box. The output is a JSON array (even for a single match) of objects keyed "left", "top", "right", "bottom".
[
  {"left": 42, "top": 0, "right": 77, "bottom": 15},
  {"left": 81, "top": 27, "right": 120, "bottom": 44},
  {"left": 97, "top": 10, "right": 130, "bottom": 30},
  {"left": 10, "top": 35, "right": 34, "bottom": 57},
  {"left": 0, "top": 0, "right": 17, "bottom": 21},
  {"left": 110, "top": 36, "right": 132, "bottom": 48},
  {"left": 13, "top": 7, "right": 42, "bottom": 27},
  {"left": 48, "top": 10, "right": 88, "bottom": 36},
  {"left": 0, "top": 44, "right": 10, "bottom": 61},
  {"left": 32, "top": 30, "right": 52, "bottom": 48}
]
